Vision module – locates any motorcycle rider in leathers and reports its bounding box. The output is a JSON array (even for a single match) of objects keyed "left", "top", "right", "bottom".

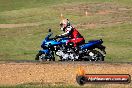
[{"left": 55, "top": 19, "right": 85, "bottom": 47}]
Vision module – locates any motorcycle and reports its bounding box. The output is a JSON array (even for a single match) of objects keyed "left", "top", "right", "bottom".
[
  {"left": 35, "top": 29, "right": 70, "bottom": 61},
  {"left": 35, "top": 29, "right": 106, "bottom": 61}
]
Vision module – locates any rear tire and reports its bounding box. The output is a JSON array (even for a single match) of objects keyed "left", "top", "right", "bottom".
[{"left": 90, "top": 50, "right": 104, "bottom": 61}]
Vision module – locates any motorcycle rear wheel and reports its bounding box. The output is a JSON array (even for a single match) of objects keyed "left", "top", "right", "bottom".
[{"left": 89, "top": 50, "right": 104, "bottom": 61}]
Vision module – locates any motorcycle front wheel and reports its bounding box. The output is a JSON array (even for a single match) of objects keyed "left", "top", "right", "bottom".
[{"left": 35, "top": 52, "right": 55, "bottom": 61}]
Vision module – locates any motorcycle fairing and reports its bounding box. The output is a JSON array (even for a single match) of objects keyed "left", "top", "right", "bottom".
[
  {"left": 80, "top": 39, "right": 103, "bottom": 50},
  {"left": 46, "top": 40, "right": 61, "bottom": 46},
  {"left": 59, "top": 38, "right": 70, "bottom": 44},
  {"left": 45, "top": 33, "right": 52, "bottom": 41},
  {"left": 41, "top": 39, "right": 61, "bottom": 48},
  {"left": 39, "top": 49, "right": 50, "bottom": 54}
]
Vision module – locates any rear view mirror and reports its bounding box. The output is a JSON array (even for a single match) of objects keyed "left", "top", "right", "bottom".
[{"left": 48, "top": 29, "right": 51, "bottom": 32}]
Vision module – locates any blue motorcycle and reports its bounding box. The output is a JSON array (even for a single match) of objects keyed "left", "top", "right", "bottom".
[
  {"left": 35, "top": 29, "right": 106, "bottom": 61},
  {"left": 35, "top": 29, "right": 70, "bottom": 61}
]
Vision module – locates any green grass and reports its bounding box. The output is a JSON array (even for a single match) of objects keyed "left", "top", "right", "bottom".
[{"left": 0, "top": 0, "right": 132, "bottom": 62}]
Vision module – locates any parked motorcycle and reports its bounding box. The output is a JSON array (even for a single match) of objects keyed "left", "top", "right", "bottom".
[{"left": 35, "top": 29, "right": 106, "bottom": 61}]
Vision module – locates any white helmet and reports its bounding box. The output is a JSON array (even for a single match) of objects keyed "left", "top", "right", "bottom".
[{"left": 60, "top": 19, "right": 70, "bottom": 31}]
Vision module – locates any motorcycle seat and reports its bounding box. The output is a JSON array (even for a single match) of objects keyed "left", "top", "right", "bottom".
[{"left": 88, "top": 39, "right": 102, "bottom": 42}]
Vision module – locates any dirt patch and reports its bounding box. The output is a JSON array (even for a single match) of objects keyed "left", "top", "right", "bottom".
[
  {"left": 96, "top": 10, "right": 115, "bottom": 15},
  {"left": 0, "top": 62, "right": 131, "bottom": 87},
  {"left": 77, "top": 23, "right": 96, "bottom": 29},
  {"left": 0, "top": 22, "right": 42, "bottom": 28},
  {"left": 55, "top": 3, "right": 132, "bottom": 29}
]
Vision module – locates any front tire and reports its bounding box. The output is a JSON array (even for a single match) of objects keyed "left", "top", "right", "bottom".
[
  {"left": 35, "top": 52, "right": 41, "bottom": 60},
  {"left": 35, "top": 52, "right": 46, "bottom": 61},
  {"left": 35, "top": 52, "right": 55, "bottom": 61}
]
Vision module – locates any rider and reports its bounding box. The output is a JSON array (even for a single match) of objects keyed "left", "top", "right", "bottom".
[{"left": 55, "top": 19, "right": 85, "bottom": 47}]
